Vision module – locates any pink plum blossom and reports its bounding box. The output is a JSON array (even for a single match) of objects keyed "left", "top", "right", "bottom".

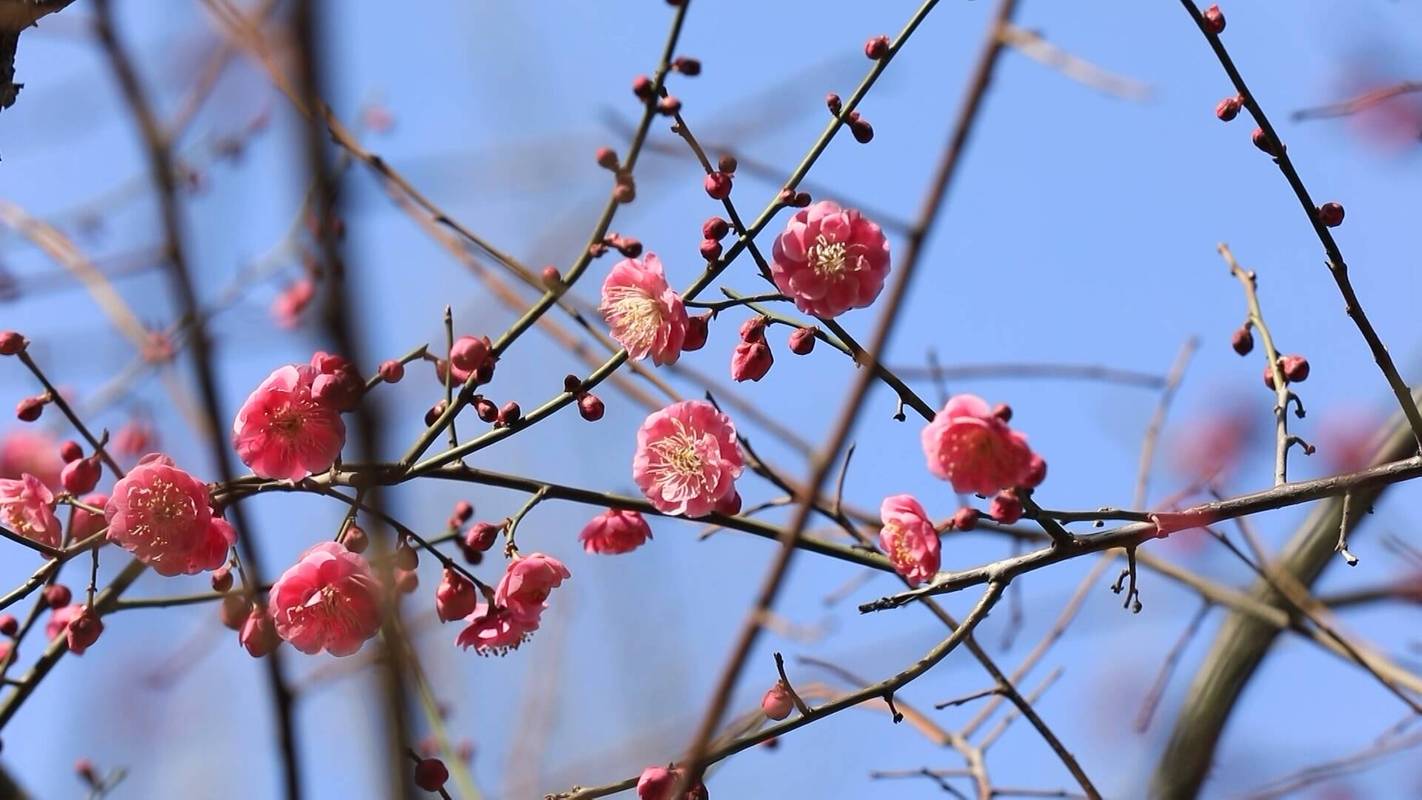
[
  {"left": 769, "top": 200, "right": 891, "bottom": 318},
  {"left": 0, "top": 473, "right": 60, "bottom": 550},
  {"left": 494, "top": 553, "right": 570, "bottom": 624},
  {"left": 879, "top": 494, "right": 940, "bottom": 587},
  {"left": 105, "top": 454, "right": 235, "bottom": 576},
  {"left": 0, "top": 429, "right": 61, "bottom": 489},
  {"left": 579, "top": 508, "right": 652, "bottom": 555},
  {"left": 633, "top": 400, "right": 743, "bottom": 518},
  {"left": 456, "top": 602, "right": 539, "bottom": 655},
  {"left": 268, "top": 541, "right": 382, "bottom": 656},
  {"left": 920, "top": 394, "right": 1036, "bottom": 496},
  {"left": 270, "top": 277, "right": 316, "bottom": 329},
  {"left": 233, "top": 364, "right": 347, "bottom": 481},
  {"left": 599, "top": 254, "right": 689, "bottom": 366}
]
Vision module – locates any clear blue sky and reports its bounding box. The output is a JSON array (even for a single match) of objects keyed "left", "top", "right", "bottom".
[{"left": 2, "top": 1, "right": 1422, "bottom": 797}]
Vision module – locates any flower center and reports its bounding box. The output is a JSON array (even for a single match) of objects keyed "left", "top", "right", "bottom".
[
  {"left": 809, "top": 235, "right": 854, "bottom": 278},
  {"left": 126, "top": 477, "right": 198, "bottom": 546},
  {"left": 649, "top": 425, "right": 704, "bottom": 480},
  {"left": 605, "top": 286, "right": 665, "bottom": 349}
]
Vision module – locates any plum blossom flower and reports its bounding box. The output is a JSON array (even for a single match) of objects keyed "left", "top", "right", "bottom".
[
  {"left": 769, "top": 200, "right": 891, "bottom": 318},
  {"left": 271, "top": 277, "right": 316, "bottom": 329},
  {"left": 47, "top": 605, "right": 102, "bottom": 655},
  {"left": 495, "top": 553, "right": 570, "bottom": 623},
  {"left": 920, "top": 395, "right": 1036, "bottom": 496},
  {"left": 636, "top": 766, "right": 707, "bottom": 800},
  {"left": 105, "top": 454, "right": 235, "bottom": 576},
  {"left": 233, "top": 363, "right": 346, "bottom": 481},
  {"left": 70, "top": 493, "right": 108, "bottom": 542},
  {"left": 633, "top": 400, "right": 743, "bottom": 517},
  {"left": 579, "top": 508, "right": 652, "bottom": 555},
  {"left": 269, "top": 541, "right": 382, "bottom": 656},
  {"left": 456, "top": 602, "right": 539, "bottom": 655},
  {"left": 0, "top": 473, "right": 60, "bottom": 550},
  {"left": 599, "top": 254, "right": 689, "bottom": 366},
  {"left": 879, "top": 494, "right": 940, "bottom": 586},
  {"left": 0, "top": 429, "right": 61, "bottom": 488}
]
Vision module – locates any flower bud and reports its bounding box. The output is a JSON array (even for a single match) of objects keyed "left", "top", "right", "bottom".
[
  {"left": 578, "top": 393, "right": 605, "bottom": 421},
  {"left": 656, "top": 96, "right": 682, "bottom": 116},
  {"left": 1281, "top": 354, "right": 1310, "bottom": 383},
  {"left": 61, "top": 456, "right": 100, "bottom": 495},
  {"left": 788, "top": 327, "right": 816, "bottom": 355},
  {"left": 0, "top": 331, "right": 26, "bottom": 356},
  {"left": 1202, "top": 4, "right": 1225, "bottom": 34},
  {"left": 595, "top": 147, "right": 619, "bottom": 170},
  {"left": 731, "top": 340, "right": 773, "bottom": 382},
  {"left": 849, "top": 114, "right": 874, "bottom": 144},
  {"left": 683, "top": 313, "right": 710, "bottom": 352},
  {"left": 826, "top": 92, "right": 842, "bottom": 116},
  {"left": 464, "top": 522, "right": 501, "bottom": 553},
  {"left": 220, "top": 594, "right": 252, "bottom": 630},
  {"left": 453, "top": 500, "right": 475, "bottom": 524},
  {"left": 450, "top": 336, "right": 491, "bottom": 381},
  {"left": 738, "top": 316, "right": 767, "bottom": 342},
  {"left": 425, "top": 400, "right": 447, "bottom": 427},
  {"left": 378, "top": 359, "right": 405, "bottom": 383},
  {"left": 864, "top": 34, "right": 890, "bottom": 60},
  {"left": 672, "top": 56, "right": 701, "bottom": 76},
  {"left": 1231, "top": 325, "right": 1254, "bottom": 356},
  {"left": 435, "top": 568, "right": 478, "bottom": 622},
  {"left": 563, "top": 374, "right": 583, "bottom": 394},
  {"left": 717, "top": 154, "right": 738, "bottom": 174},
  {"left": 497, "top": 401, "right": 521, "bottom": 427},
  {"left": 541, "top": 265, "right": 562, "bottom": 288},
  {"left": 992, "top": 403, "right": 1012, "bottom": 423},
  {"left": 1318, "top": 202, "right": 1345, "bottom": 228},
  {"left": 475, "top": 397, "right": 498, "bottom": 423},
  {"left": 0, "top": 614, "right": 17, "bottom": 637},
  {"left": 1022, "top": 454, "right": 1047, "bottom": 489},
  {"left": 210, "top": 566, "right": 234, "bottom": 593},
  {"left": 791, "top": 191, "right": 812, "bottom": 208},
  {"left": 632, "top": 74, "right": 654, "bottom": 100},
  {"left": 1215, "top": 95, "right": 1243, "bottom": 121},
  {"left": 989, "top": 491, "right": 1023, "bottom": 524},
  {"left": 240, "top": 604, "right": 280, "bottom": 657},
  {"left": 951, "top": 507, "right": 979, "bottom": 531},
  {"left": 761, "top": 681, "right": 794, "bottom": 720},
  {"left": 1251, "top": 127, "right": 1281, "bottom": 156},
  {"left": 613, "top": 178, "right": 636, "bottom": 204},
  {"left": 699, "top": 238, "right": 723, "bottom": 261},
  {"left": 414, "top": 758, "right": 450, "bottom": 792},
  {"left": 714, "top": 489, "right": 742, "bottom": 517},
  {"left": 43, "top": 585, "right": 71, "bottom": 609},
  {"left": 1263, "top": 364, "right": 1284, "bottom": 390},
  {"left": 16, "top": 395, "right": 45, "bottom": 422},
  {"left": 343, "top": 523, "right": 369, "bottom": 554},
  {"left": 702, "top": 216, "right": 730, "bottom": 241},
  {"left": 66, "top": 608, "right": 103, "bottom": 655},
  {"left": 57, "top": 440, "right": 82, "bottom": 463},
  {"left": 703, "top": 171, "right": 732, "bottom": 199}
]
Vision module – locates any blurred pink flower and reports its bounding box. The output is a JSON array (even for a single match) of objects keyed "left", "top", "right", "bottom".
[
  {"left": 770, "top": 200, "right": 891, "bottom": 318},
  {"left": 233, "top": 364, "right": 347, "bottom": 480},
  {"left": 579, "top": 508, "right": 652, "bottom": 555},
  {"left": 271, "top": 278, "right": 316, "bottom": 329},
  {"left": 70, "top": 492, "right": 109, "bottom": 541},
  {"left": 633, "top": 400, "right": 743, "bottom": 517},
  {"left": 0, "top": 429, "right": 61, "bottom": 489},
  {"left": 1169, "top": 402, "right": 1259, "bottom": 484},
  {"left": 269, "top": 541, "right": 382, "bottom": 656},
  {"left": 111, "top": 420, "right": 157, "bottom": 460},
  {"left": 920, "top": 395, "right": 1036, "bottom": 496},
  {"left": 0, "top": 473, "right": 60, "bottom": 550},
  {"left": 879, "top": 494, "right": 940, "bottom": 586},
  {"left": 600, "top": 254, "right": 689, "bottom": 366},
  {"left": 105, "top": 454, "right": 234, "bottom": 576},
  {"left": 494, "top": 553, "right": 570, "bottom": 624}
]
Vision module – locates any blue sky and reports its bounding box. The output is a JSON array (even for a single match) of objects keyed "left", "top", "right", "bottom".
[{"left": 2, "top": 1, "right": 1422, "bottom": 798}]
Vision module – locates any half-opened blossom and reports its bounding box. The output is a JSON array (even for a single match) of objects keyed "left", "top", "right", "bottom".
[
  {"left": 879, "top": 494, "right": 940, "bottom": 587},
  {"left": 233, "top": 364, "right": 347, "bottom": 481},
  {"left": 47, "top": 604, "right": 101, "bottom": 655},
  {"left": 456, "top": 602, "right": 538, "bottom": 655},
  {"left": 269, "top": 541, "right": 382, "bottom": 656},
  {"left": 599, "top": 254, "right": 689, "bottom": 366},
  {"left": 0, "top": 473, "right": 60, "bottom": 550},
  {"left": 636, "top": 766, "right": 707, "bottom": 800},
  {"left": 769, "top": 200, "right": 891, "bottom": 318},
  {"left": 494, "top": 553, "right": 570, "bottom": 624},
  {"left": 435, "top": 568, "right": 478, "bottom": 622},
  {"left": 105, "top": 454, "right": 235, "bottom": 576},
  {"left": 633, "top": 400, "right": 743, "bottom": 517},
  {"left": 920, "top": 394, "right": 1035, "bottom": 496},
  {"left": 579, "top": 508, "right": 652, "bottom": 555}
]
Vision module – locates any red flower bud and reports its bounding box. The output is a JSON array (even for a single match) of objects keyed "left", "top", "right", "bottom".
[
  {"left": 739, "top": 316, "right": 767, "bottom": 342},
  {"left": 239, "top": 604, "right": 280, "bottom": 658},
  {"left": 453, "top": 500, "right": 474, "bottom": 524},
  {"left": 761, "top": 681, "right": 794, "bottom": 720},
  {"left": 1202, "top": 4, "right": 1226, "bottom": 34},
  {"left": 1231, "top": 326, "right": 1254, "bottom": 356},
  {"left": 699, "top": 238, "right": 723, "bottom": 261},
  {"left": 60, "top": 456, "right": 100, "bottom": 495},
  {"left": 826, "top": 92, "right": 843, "bottom": 116},
  {"left": 683, "top": 313, "right": 710, "bottom": 352},
  {"left": 702, "top": 216, "right": 730, "bottom": 240},
  {"left": 951, "top": 507, "right": 979, "bottom": 531},
  {"left": 464, "top": 522, "right": 500, "bottom": 553},
  {"left": 220, "top": 594, "right": 251, "bottom": 630},
  {"left": 210, "top": 567, "right": 234, "bottom": 593},
  {"left": 632, "top": 74, "right": 654, "bottom": 100},
  {"left": 43, "top": 585, "right": 71, "bottom": 609},
  {"left": 425, "top": 400, "right": 447, "bottom": 427},
  {"left": 66, "top": 608, "right": 103, "bottom": 655},
  {"left": 16, "top": 395, "right": 45, "bottom": 422},
  {"left": 0, "top": 614, "right": 16, "bottom": 637},
  {"left": 343, "top": 523, "right": 369, "bottom": 553},
  {"left": 989, "top": 491, "right": 1024, "bottom": 524},
  {"left": 703, "top": 171, "right": 732, "bottom": 199},
  {"left": 672, "top": 56, "right": 701, "bottom": 76},
  {"left": 541, "top": 265, "right": 562, "bottom": 289},
  {"left": 378, "top": 359, "right": 405, "bottom": 383},
  {"left": 1215, "top": 95, "right": 1243, "bottom": 121},
  {"left": 1281, "top": 354, "right": 1310, "bottom": 383},
  {"left": 435, "top": 568, "right": 478, "bottom": 622},
  {"left": 497, "top": 401, "right": 521, "bottom": 427},
  {"left": 864, "top": 34, "right": 890, "bottom": 60},
  {"left": 656, "top": 96, "right": 682, "bottom": 116},
  {"left": 1022, "top": 455, "right": 1047, "bottom": 489},
  {"left": 59, "top": 440, "right": 82, "bottom": 463},
  {"left": 714, "top": 489, "right": 742, "bottom": 516},
  {"left": 849, "top": 115, "right": 874, "bottom": 143},
  {"left": 1318, "top": 202, "right": 1345, "bottom": 227},
  {"left": 595, "top": 147, "right": 619, "bottom": 170},
  {"left": 474, "top": 397, "right": 498, "bottom": 423},
  {"left": 613, "top": 180, "right": 636, "bottom": 204},
  {"left": 791, "top": 191, "right": 812, "bottom": 208},
  {"left": 0, "top": 331, "right": 26, "bottom": 356},
  {"left": 578, "top": 393, "right": 605, "bottom": 421},
  {"left": 414, "top": 758, "right": 450, "bottom": 792},
  {"left": 1251, "top": 127, "right": 1281, "bottom": 156},
  {"left": 731, "top": 340, "right": 773, "bottom": 382},
  {"left": 1263, "top": 364, "right": 1284, "bottom": 390},
  {"left": 788, "top": 327, "right": 816, "bottom": 355},
  {"left": 717, "top": 154, "right": 738, "bottom": 174}
]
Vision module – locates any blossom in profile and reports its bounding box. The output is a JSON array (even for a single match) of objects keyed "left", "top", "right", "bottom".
[
  {"left": 0, "top": 473, "right": 61, "bottom": 550},
  {"left": 456, "top": 602, "right": 539, "bottom": 655},
  {"left": 268, "top": 541, "right": 382, "bottom": 656},
  {"left": 494, "top": 553, "right": 570, "bottom": 624},
  {"left": 600, "top": 254, "right": 689, "bottom": 366},
  {"left": 770, "top": 200, "right": 891, "bottom": 318},
  {"left": 633, "top": 400, "right": 743, "bottom": 517},
  {"left": 879, "top": 494, "right": 940, "bottom": 586},
  {"left": 233, "top": 364, "right": 347, "bottom": 480},
  {"left": 920, "top": 395, "right": 1036, "bottom": 496},
  {"left": 636, "top": 765, "right": 707, "bottom": 800},
  {"left": 579, "top": 508, "right": 652, "bottom": 555},
  {"left": 105, "top": 454, "right": 234, "bottom": 576}
]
